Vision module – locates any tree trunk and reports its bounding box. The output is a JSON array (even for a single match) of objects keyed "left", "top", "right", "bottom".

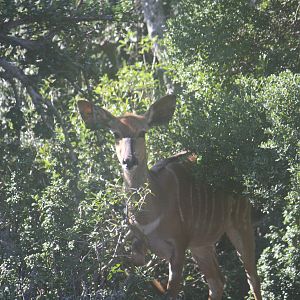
[{"left": 140, "top": 0, "right": 174, "bottom": 93}]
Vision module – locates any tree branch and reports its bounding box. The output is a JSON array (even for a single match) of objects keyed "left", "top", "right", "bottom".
[
  {"left": 0, "top": 14, "right": 113, "bottom": 32},
  {"left": 0, "top": 58, "right": 32, "bottom": 85},
  {"left": 0, "top": 58, "right": 52, "bottom": 129},
  {"left": 0, "top": 33, "right": 46, "bottom": 51},
  {"left": 0, "top": 58, "right": 78, "bottom": 163}
]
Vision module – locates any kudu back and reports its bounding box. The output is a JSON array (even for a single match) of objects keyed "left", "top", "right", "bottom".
[{"left": 78, "top": 95, "right": 262, "bottom": 300}]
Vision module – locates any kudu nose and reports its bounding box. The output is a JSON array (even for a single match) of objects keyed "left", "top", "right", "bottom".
[
  {"left": 122, "top": 157, "right": 138, "bottom": 170},
  {"left": 121, "top": 138, "right": 138, "bottom": 170}
]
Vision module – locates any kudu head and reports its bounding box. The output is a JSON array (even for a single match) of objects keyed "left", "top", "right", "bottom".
[{"left": 78, "top": 95, "right": 176, "bottom": 186}]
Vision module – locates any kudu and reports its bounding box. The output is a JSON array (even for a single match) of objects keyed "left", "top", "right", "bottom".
[{"left": 78, "top": 95, "right": 262, "bottom": 300}]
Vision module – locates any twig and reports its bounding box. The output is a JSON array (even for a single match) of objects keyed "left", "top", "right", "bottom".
[{"left": 294, "top": 3, "right": 300, "bottom": 25}]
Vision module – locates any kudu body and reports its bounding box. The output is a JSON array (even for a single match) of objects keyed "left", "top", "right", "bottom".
[{"left": 78, "top": 95, "right": 262, "bottom": 300}]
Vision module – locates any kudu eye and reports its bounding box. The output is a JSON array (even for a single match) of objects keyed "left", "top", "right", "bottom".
[{"left": 138, "top": 131, "right": 146, "bottom": 138}]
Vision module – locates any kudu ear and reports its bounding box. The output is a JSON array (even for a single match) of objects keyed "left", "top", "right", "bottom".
[
  {"left": 78, "top": 100, "right": 116, "bottom": 130},
  {"left": 144, "top": 95, "right": 176, "bottom": 127}
]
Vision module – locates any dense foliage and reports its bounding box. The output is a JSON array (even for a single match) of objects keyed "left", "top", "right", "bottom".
[{"left": 1, "top": 0, "right": 299, "bottom": 299}]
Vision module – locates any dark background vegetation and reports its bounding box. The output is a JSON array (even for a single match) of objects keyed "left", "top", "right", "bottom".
[{"left": 0, "top": 0, "right": 299, "bottom": 299}]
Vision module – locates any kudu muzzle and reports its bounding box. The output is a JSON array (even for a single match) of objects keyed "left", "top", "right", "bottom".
[{"left": 121, "top": 138, "right": 138, "bottom": 170}]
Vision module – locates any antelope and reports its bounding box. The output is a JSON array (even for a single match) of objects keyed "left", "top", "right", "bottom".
[{"left": 78, "top": 95, "right": 262, "bottom": 300}]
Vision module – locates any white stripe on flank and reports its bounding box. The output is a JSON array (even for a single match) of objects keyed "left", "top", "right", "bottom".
[
  {"left": 235, "top": 197, "right": 240, "bottom": 222},
  {"left": 220, "top": 196, "right": 224, "bottom": 226},
  {"left": 243, "top": 200, "right": 250, "bottom": 228},
  {"left": 215, "top": 196, "right": 224, "bottom": 237},
  {"left": 195, "top": 185, "right": 201, "bottom": 229},
  {"left": 203, "top": 187, "right": 208, "bottom": 228},
  {"left": 228, "top": 196, "right": 233, "bottom": 220},
  {"left": 166, "top": 166, "right": 185, "bottom": 224},
  {"left": 206, "top": 192, "right": 215, "bottom": 237},
  {"left": 190, "top": 184, "right": 194, "bottom": 228}
]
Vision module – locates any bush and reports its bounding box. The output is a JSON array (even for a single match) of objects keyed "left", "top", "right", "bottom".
[{"left": 167, "top": 68, "right": 300, "bottom": 298}]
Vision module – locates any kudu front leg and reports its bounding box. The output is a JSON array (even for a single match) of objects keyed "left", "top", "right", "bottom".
[
  {"left": 165, "top": 249, "right": 185, "bottom": 299},
  {"left": 191, "top": 246, "right": 225, "bottom": 300}
]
